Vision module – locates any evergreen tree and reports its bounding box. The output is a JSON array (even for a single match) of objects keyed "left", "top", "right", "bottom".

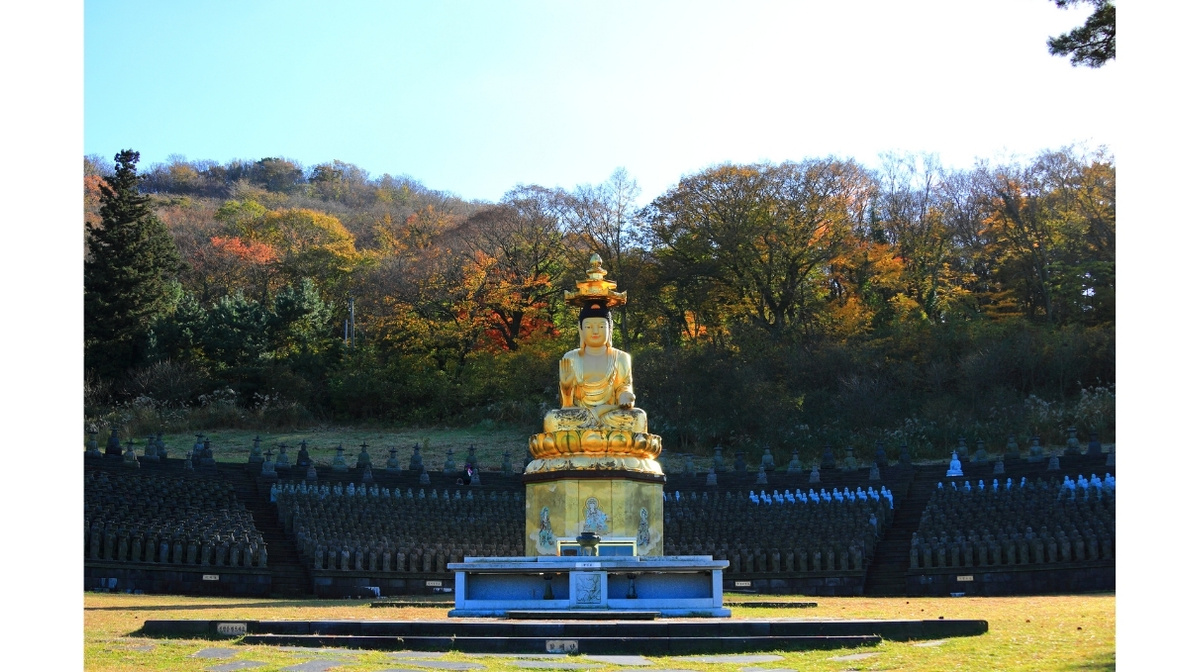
[
  {"left": 85, "top": 149, "right": 182, "bottom": 382},
  {"left": 1047, "top": 0, "right": 1115, "bottom": 68}
]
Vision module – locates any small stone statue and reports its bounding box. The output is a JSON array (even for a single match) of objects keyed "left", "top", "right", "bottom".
[
  {"left": 1047, "top": 452, "right": 1061, "bottom": 471},
  {"left": 868, "top": 461, "right": 881, "bottom": 482},
  {"left": 306, "top": 464, "right": 318, "bottom": 482},
  {"left": 142, "top": 433, "right": 160, "bottom": 462},
  {"left": 357, "top": 442, "right": 372, "bottom": 470},
  {"left": 712, "top": 445, "right": 725, "bottom": 471},
  {"left": 86, "top": 430, "right": 102, "bottom": 458},
  {"left": 470, "top": 467, "right": 482, "bottom": 486},
  {"left": 466, "top": 444, "right": 478, "bottom": 470},
  {"left": 874, "top": 441, "right": 888, "bottom": 469},
  {"left": 898, "top": 439, "right": 911, "bottom": 466},
  {"left": 296, "top": 440, "right": 311, "bottom": 468},
  {"left": 443, "top": 448, "right": 456, "bottom": 475},
  {"left": 1028, "top": 436, "right": 1044, "bottom": 462},
  {"left": 1088, "top": 431, "right": 1102, "bottom": 456},
  {"left": 332, "top": 444, "right": 348, "bottom": 472},
  {"left": 386, "top": 446, "right": 401, "bottom": 474},
  {"left": 1065, "top": 427, "right": 1082, "bottom": 455},
  {"left": 275, "top": 444, "right": 290, "bottom": 470},
  {"left": 787, "top": 449, "right": 803, "bottom": 474},
  {"left": 683, "top": 454, "right": 697, "bottom": 477},
  {"left": 105, "top": 427, "right": 123, "bottom": 456},
  {"left": 761, "top": 446, "right": 775, "bottom": 469},
  {"left": 705, "top": 466, "right": 718, "bottom": 486},
  {"left": 362, "top": 465, "right": 374, "bottom": 484},
  {"left": 821, "top": 443, "right": 836, "bottom": 469},
  {"left": 945, "top": 451, "right": 963, "bottom": 477},
  {"left": 261, "top": 449, "right": 277, "bottom": 478},
  {"left": 973, "top": 438, "right": 988, "bottom": 463},
  {"left": 199, "top": 437, "right": 216, "bottom": 467},
  {"left": 409, "top": 444, "right": 424, "bottom": 472},
  {"left": 123, "top": 439, "right": 139, "bottom": 467},
  {"left": 419, "top": 469, "right": 431, "bottom": 485},
  {"left": 993, "top": 456, "right": 1005, "bottom": 475},
  {"left": 733, "top": 451, "right": 746, "bottom": 473},
  {"left": 1105, "top": 444, "right": 1114, "bottom": 467},
  {"left": 756, "top": 464, "right": 768, "bottom": 485},
  {"left": 1005, "top": 435, "right": 1021, "bottom": 460},
  {"left": 248, "top": 436, "right": 264, "bottom": 464},
  {"left": 809, "top": 465, "right": 821, "bottom": 484},
  {"left": 842, "top": 446, "right": 858, "bottom": 472}
]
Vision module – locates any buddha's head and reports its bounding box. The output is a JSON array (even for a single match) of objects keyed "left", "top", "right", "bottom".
[{"left": 578, "top": 301, "right": 613, "bottom": 351}]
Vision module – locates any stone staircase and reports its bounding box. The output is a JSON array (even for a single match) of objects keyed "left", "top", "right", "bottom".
[
  {"left": 219, "top": 465, "right": 312, "bottom": 598},
  {"left": 862, "top": 464, "right": 940, "bottom": 595}
]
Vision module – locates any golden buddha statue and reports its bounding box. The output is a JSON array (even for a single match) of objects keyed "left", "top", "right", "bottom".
[{"left": 527, "top": 255, "right": 662, "bottom": 476}]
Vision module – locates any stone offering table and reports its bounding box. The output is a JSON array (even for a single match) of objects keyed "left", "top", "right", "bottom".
[{"left": 448, "top": 555, "right": 730, "bottom": 617}]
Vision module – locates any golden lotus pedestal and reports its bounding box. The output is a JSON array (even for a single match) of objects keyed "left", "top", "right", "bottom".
[{"left": 523, "top": 430, "right": 665, "bottom": 557}]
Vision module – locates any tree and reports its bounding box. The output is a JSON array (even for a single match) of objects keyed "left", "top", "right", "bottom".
[
  {"left": 455, "top": 186, "right": 567, "bottom": 351},
  {"left": 561, "top": 169, "right": 644, "bottom": 346},
  {"left": 979, "top": 148, "right": 1115, "bottom": 325},
  {"left": 85, "top": 149, "right": 182, "bottom": 382},
  {"left": 1047, "top": 0, "right": 1115, "bottom": 68},
  {"left": 646, "top": 159, "right": 874, "bottom": 343}
]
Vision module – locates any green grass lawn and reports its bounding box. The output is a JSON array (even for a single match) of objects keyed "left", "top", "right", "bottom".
[{"left": 84, "top": 592, "right": 1114, "bottom": 671}]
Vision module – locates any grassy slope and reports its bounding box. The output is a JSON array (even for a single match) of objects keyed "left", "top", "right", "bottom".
[{"left": 84, "top": 592, "right": 1115, "bottom": 672}]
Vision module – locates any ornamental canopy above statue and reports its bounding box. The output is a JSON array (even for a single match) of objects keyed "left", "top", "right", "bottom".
[{"left": 527, "top": 255, "right": 662, "bottom": 476}]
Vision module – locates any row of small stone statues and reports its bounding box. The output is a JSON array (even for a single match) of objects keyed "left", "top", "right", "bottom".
[
  {"left": 932, "top": 473, "right": 1115, "bottom": 500},
  {"left": 306, "top": 543, "right": 524, "bottom": 573},
  {"left": 279, "top": 490, "right": 525, "bottom": 567},
  {"left": 909, "top": 524, "right": 1113, "bottom": 570},
  {"left": 85, "top": 429, "right": 225, "bottom": 471},
  {"left": 664, "top": 487, "right": 894, "bottom": 517},
  {"left": 683, "top": 446, "right": 890, "bottom": 484},
  {"left": 912, "top": 475, "right": 1115, "bottom": 570},
  {"left": 269, "top": 481, "right": 522, "bottom": 504},
  {"left": 919, "top": 484, "right": 1114, "bottom": 544},
  {"left": 664, "top": 491, "right": 893, "bottom": 533},
  {"left": 84, "top": 523, "right": 267, "bottom": 568},
  {"left": 284, "top": 504, "right": 523, "bottom": 547},
  {"left": 664, "top": 494, "right": 889, "bottom": 558},
  {"left": 944, "top": 430, "right": 1112, "bottom": 477},
  {"left": 282, "top": 500, "right": 524, "bottom": 542},
  {"left": 680, "top": 427, "right": 1107, "bottom": 479},
  {"left": 669, "top": 542, "right": 870, "bottom": 574},
  {"left": 85, "top": 469, "right": 244, "bottom": 509},
  {"left": 85, "top": 471, "right": 263, "bottom": 548},
  {"left": 255, "top": 439, "right": 518, "bottom": 480}
]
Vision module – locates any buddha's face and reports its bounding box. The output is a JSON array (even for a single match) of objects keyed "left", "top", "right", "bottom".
[{"left": 581, "top": 317, "right": 609, "bottom": 348}]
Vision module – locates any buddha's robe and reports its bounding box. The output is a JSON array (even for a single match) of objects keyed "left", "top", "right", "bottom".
[{"left": 543, "top": 347, "right": 647, "bottom": 434}]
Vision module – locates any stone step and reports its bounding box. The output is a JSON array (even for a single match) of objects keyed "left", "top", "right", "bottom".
[{"left": 238, "top": 633, "right": 881, "bottom": 653}]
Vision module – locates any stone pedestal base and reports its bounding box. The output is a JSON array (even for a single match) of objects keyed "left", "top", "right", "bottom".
[
  {"left": 524, "top": 470, "right": 664, "bottom": 557},
  {"left": 448, "top": 556, "right": 730, "bottom": 617}
]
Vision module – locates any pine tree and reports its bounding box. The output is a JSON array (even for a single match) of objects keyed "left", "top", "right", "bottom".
[
  {"left": 85, "top": 149, "right": 182, "bottom": 382},
  {"left": 1047, "top": 0, "right": 1115, "bottom": 68}
]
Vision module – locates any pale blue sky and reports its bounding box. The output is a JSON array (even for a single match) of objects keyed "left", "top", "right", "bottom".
[{"left": 84, "top": 0, "right": 1117, "bottom": 203}]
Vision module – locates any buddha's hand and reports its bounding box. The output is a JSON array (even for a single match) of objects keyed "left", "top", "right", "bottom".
[{"left": 618, "top": 391, "right": 635, "bottom": 409}]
